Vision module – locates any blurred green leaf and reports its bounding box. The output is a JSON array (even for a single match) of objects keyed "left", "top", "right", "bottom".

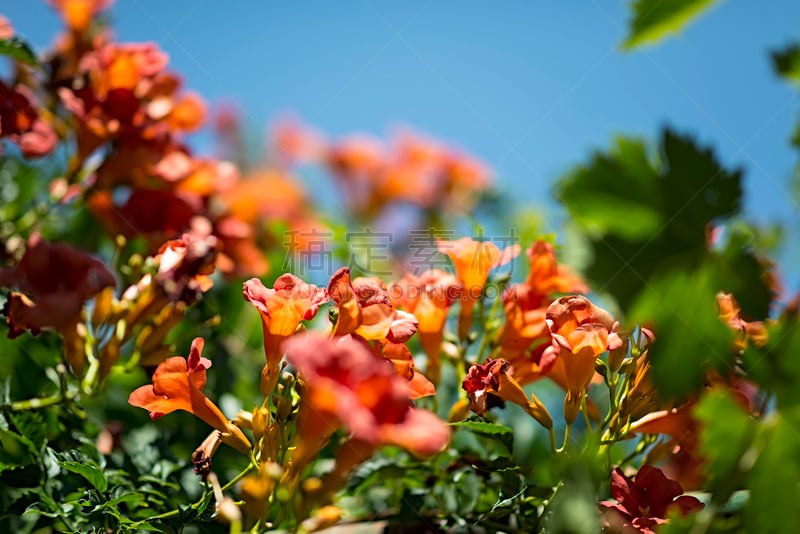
[
  {"left": 772, "top": 43, "right": 800, "bottom": 86},
  {"left": 0, "top": 37, "right": 40, "bottom": 67},
  {"left": 743, "top": 308, "right": 800, "bottom": 411},
  {"left": 629, "top": 268, "right": 735, "bottom": 399},
  {"left": 622, "top": 0, "right": 722, "bottom": 51},
  {"left": 744, "top": 415, "right": 800, "bottom": 531},
  {"left": 694, "top": 387, "right": 755, "bottom": 495},
  {"left": 557, "top": 129, "right": 743, "bottom": 314},
  {"left": 452, "top": 419, "right": 514, "bottom": 455}
]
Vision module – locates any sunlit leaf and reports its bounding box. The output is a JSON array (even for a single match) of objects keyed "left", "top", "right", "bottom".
[
  {"left": 622, "top": 0, "right": 723, "bottom": 51},
  {"left": 0, "top": 37, "right": 40, "bottom": 67}
]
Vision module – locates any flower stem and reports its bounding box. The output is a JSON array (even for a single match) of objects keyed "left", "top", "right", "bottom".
[
  {"left": 557, "top": 423, "right": 572, "bottom": 453},
  {"left": 129, "top": 463, "right": 255, "bottom": 528}
]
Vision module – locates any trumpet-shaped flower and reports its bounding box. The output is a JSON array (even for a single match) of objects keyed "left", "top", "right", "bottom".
[
  {"left": 128, "top": 338, "right": 250, "bottom": 452},
  {"left": 438, "top": 237, "right": 520, "bottom": 338},
  {"left": 328, "top": 267, "right": 418, "bottom": 343},
  {"left": 243, "top": 274, "right": 329, "bottom": 396},
  {"left": 48, "top": 0, "right": 113, "bottom": 32},
  {"left": 524, "top": 240, "right": 588, "bottom": 298},
  {"left": 283, "top": 333, "right": 449, "bottom": 480},
  {"left": 716, "top": 292, "right": 768, "bottom": 349},
  {"left": 544, "top": 295, "right": 622, "bottom": 423},
  {"left": 498, "top": 242, "right": 590, "bottom": 394},
  {"left": 389, "top": 269, "right": 459, "bottom": 385},
  {"left": 375, "top": 340, "right": 436, "bottom": 399}
]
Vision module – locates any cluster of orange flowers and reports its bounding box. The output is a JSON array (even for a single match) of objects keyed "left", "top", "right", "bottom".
[
  {"left": 272, "top": 117, "right": 493, "bottom": 220},
  {"left": 0, "top": 3, "right": 778, "bottom": 531}
]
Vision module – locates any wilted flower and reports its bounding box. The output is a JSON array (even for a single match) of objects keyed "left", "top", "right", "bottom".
[
  {"left": 243, "top": 274, "right": 329, "bottom": 396},
  {"left": 544, "top": 295, "right": 622, "bottom": 423},
  {"left": 128, "top": 338, "right": 251, "bottom": 452},
  {"left": 462, "top": 358, "right": 552, "bottom": 429},
  {"left": 600, "top": 465, "right": 703, "bottom": 533}
]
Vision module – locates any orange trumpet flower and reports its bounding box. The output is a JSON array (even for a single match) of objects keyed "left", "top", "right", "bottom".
[
  {"left": 389, "top": 269, "right": 459, "bottom": 385},
  {"left": 438, "top": 237, "right": 520, "bottom": 339},
  {"left": 544, "top": 295, "right": 622, "bottom": 423},
  {"left": 283, "top": 333, "right": 449, "bottom": 486},
  {"left": 243, "top": 274, "right": 329, "bottom": 396},
  {"left": 128, "top": 338, "right": 251, "bottom": 453}
]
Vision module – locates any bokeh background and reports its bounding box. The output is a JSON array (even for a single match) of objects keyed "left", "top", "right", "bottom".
[{"left": 6, "top": 0, "right": 799, "bottom": 291}]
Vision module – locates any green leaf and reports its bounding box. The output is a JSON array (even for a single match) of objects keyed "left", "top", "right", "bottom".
[
  {"left": 708, "top": 227, "right": 774, "bottom": 319},
  {"left": 0, "top": 417, "right": 39, "bottom": 471},
  {"left": 744, "top": 416, "right": 800, "bottom": 531},
  {"left": 451, "top": 420, "right": 514, "bottom": 455},
  {"left": 60, "top": 461, "right": 108, "bottom": 492},
  {"left": 0, "top": 37, "right": 40, "bottom": 67},
  {"left": 772, "top": 43, "right": 800, "bottom": 86},
  {"left": 557, "top": 129, "right": 743, "bottom": 314},
  {"left": 8, "top": 411, "right": 46, "bottom": 454},
  {"left": 694, "top": 388, "right": 755, "bottom": 494},
  {"left": 622, "top": 0, "right": 722, "bottom": 51},
  {"left": 629, "top": 268, "right": 735, "bottom": 400},
  {"left": 742, "top": 309, "right": 800, "bottom": 415}
]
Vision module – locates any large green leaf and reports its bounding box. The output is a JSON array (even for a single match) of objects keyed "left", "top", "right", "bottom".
[
  {"left": 629, "top": 268, "right": 735, "bottom": 400},
  {"left": 622, "top": 0, "right": 723, "bottom": 51},
  {"left": 556, "top": 129, "right": 768, "bottom": 317},
  {"left": 694, "top": 388, "right": 755, "bottom": 495},
  {"left": 744, "top": 416, "right": 800, "bottom": 531}
]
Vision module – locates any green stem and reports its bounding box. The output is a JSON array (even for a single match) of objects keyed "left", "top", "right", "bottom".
[
  {"left": 4, "top": 364, "right": 76, "bottom": 412},
  {"left": 557, "top": 423, "right": 572, "bottom": 453},
  {"left": 3, "top": 391, "right": 76, "bottom": 411},
  {"left": 81, "top": 352, "right": 100, "bottom": 396},
  {"left": 581, "top": 397, "right": 592, "bottom": 433}
]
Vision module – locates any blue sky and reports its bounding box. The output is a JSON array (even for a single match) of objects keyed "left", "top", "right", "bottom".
[{"left": 5, "top": 1, "right": 800, "bottom": 292}]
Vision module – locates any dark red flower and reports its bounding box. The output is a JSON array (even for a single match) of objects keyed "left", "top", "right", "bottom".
[
  {"left": 600, "top": 465, "right": 704, "bottom": 533},
  {"left": 0, "top": 233, "right": 115, "bottom": 338},
  {"left": 0, "top": 82, "right": 57, "bottom": 158},
  {"left": 462, "top": 359, "right": 552, "bottom": 428}
]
